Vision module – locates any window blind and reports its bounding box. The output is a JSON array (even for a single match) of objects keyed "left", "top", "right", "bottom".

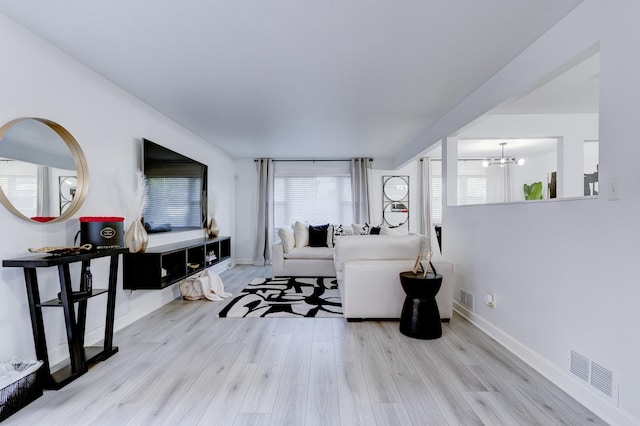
[
  {"left": 457, "top": 160, "right": 487, "bottom": 205},
  {"left": 430, "top": 159, "right": 443, "bottom": 225},
  {"left": 274, "top": 161, "right": 353, "bottom": 228}
]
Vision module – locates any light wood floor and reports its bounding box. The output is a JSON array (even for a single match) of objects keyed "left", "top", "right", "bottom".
[{"left": 7, "top": 265, "right": 606, "bottom": 425}]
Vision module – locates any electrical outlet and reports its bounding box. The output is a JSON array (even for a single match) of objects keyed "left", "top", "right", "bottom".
[{"left": 608, "top": 177, "right": 621, "bottom": 201}]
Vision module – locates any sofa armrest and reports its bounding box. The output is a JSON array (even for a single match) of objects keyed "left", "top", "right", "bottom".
[{"left": 272, "top": 242, "right": 285, "bottom": 276}]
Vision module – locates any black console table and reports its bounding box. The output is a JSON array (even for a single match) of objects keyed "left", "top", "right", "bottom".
[{"left": 3, "top": 248, "right": 127, "bottom": 389}]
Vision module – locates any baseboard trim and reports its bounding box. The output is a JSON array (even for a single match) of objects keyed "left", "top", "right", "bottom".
[{"left": 453, "top": 302, "right": 638, "bottom": 426}]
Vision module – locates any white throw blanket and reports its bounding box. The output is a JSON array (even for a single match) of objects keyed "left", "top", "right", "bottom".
[{"left": 179, "top": 268, "right": 232, "bottom": 301}]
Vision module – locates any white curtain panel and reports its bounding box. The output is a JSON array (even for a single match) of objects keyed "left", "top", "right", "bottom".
[
  {"left": 420, "top": 158, "right": 432, "bottom": 254},
  {"left": 351, "top": 158, "right": 371, "bottom": 224},
  {"left": 253, "top": 158, "right": 274, "bottom": 266}
]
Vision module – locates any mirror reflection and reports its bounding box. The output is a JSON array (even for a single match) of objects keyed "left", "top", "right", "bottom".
[
  {"left": 383, "top": 176, "right": 409, "bottom": 201},
  {"left": 383, "top": 202, "right": 408, "bottom": 227},
  {"left": 0, "top": 118, "right": 87, "bottom": 222},
  {"left": 383, "top": 175, "right": 409, "bottom": 229},
  {"left": 59, "top": 176, "right": 77, "bottom": 214}
]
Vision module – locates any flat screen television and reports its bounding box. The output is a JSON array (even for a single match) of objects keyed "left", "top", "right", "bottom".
[{"left": 142, "top": 138, "right": 208, "bottom": 232}]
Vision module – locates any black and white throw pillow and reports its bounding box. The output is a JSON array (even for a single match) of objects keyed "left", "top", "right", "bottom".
[{"left": 329, "top": 224, "right": 346, "bottom": 248}]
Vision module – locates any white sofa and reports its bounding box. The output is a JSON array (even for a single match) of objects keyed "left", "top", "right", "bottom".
[
  {"left": 333, "top": 235, "right": 453, "bottom": 321},
  {"left": 272, "top": 242, "right": 335, "bottom": 277},
  {"left": 272, "top": 228, "right": 453, "bottom": 321}
]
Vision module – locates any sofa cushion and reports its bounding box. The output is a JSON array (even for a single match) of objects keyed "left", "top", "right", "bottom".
[
  {"left": 277, "top": 227, "right": 295, "bottom": 253},
  {"left": 334, "top": 234, "right": 424, "bottom": 274},
  {"left": 309, "top": 224, "right": 330, "bottom": 247},
  {"left": 294, "top": 221, "right": 309, "bottom": 247},
  {"left": 352, "top": 223, "right": 371, "bottom": 235},
  {"left": 284, "top": 246, "right": 334, "bottom": 260}
]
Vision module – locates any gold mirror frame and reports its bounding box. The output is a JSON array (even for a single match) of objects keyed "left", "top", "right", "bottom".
[{"left": 0, "top": 118, "right": 89, "bottom": 223}]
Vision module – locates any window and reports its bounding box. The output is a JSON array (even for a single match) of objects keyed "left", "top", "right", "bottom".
[
  {"left": 274, "top": 161, "right": 353, "bottom": 228},
  {"left": 430, "top": 159, "right": 442, "bottom": 225},
  {"left": 457, "top": 160, "right": 487, "bottom": 205},
  {"left": 429, "top": 159, "right": 488, "bottom": 222}
]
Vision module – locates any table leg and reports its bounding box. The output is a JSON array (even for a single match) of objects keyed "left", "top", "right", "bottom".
[
  {"left": 23, "top": 268, "right": 51, "bottom": 386},
  {"left": 76, "top": 260, "right": 90, "bottom": 349},
  {"left": 104, "top": 254, "right": 119, "bottom": 351},
  {"left": 57, "top": 264, "right": 84, "bottom": 373}
]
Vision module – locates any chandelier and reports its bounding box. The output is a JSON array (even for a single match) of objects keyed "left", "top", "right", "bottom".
[{"left": 482, "top": 142, "right": 525, "bottom": 168}]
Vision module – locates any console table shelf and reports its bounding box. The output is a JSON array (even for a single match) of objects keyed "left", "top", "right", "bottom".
[
  {"left": 123, "top": 236, "right": 230, "bottom": 290},
  {"left": 39, "top": 289, "right": 108, "bottom": 307},
  {"left": 3, "top": 248, "right": 126, "bottom": 390}
]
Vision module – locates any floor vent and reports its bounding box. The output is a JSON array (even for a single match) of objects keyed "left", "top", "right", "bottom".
[
  {"left": 459, "top": 289, "right": 474, "bottom": 311},
  {"left": 569, "top": 349, "right": 618, "bottom": 406}
]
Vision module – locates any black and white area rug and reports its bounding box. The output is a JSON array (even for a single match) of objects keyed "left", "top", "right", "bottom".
[{"left": 218, "top": 276, "right": 343, "bottom": 318}]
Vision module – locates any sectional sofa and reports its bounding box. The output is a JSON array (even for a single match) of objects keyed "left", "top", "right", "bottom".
[{"left": 272, "top": 223, "right": 453, "bottom": 320}]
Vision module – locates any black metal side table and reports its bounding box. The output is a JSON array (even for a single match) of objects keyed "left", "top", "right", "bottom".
[
  {"left": 399, "top": 271, "right": 443, "bottom": 339},
  {"left": 3, "top": 248, "right": 126, "bottom": 389}
]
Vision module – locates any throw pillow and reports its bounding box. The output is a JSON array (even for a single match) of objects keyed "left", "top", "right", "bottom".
[
  {"left": 380, "top": 226, "right": 402, "bottom": 235},
  {"left": 370, "top": 226, "right": 381, "bottom": 235},
  {"left": 352, "top": 223, "right": 370, "bottom": 235},
  {"left": 294, "top": 221, "right": 309, "bottom": 247},
  {"left": 277, "top": 227, "right": 295, "bottom": 253},
  {"left": 330, "top": 224, "right": 346, "bottom": 248},
  {"left": 326, "top": 224, "right": 334, "bottom": 248},
  {"left": 309, "top": 224, "right": 330, "bottom": 247}
]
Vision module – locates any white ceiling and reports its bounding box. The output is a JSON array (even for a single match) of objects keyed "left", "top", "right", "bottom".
[{"left": 0, "top": 0, "right": 585, "bottom": 160}]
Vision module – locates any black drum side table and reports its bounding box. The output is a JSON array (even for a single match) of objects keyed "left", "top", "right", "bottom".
[{"left": 399, "top": 271, "right": 443, "bottom": 339}]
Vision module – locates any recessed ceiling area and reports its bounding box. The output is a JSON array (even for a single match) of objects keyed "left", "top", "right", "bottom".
[{"left": 0, "top": 1, "right": 583, "bottom": 160}]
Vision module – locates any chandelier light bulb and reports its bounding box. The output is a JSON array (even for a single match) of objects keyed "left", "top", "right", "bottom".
[
  {"left": 482, "top": 160, "right": 489, "bottom": 168},
  {"left": 517, "top": 158, "right": 525, "bottom": 166}
]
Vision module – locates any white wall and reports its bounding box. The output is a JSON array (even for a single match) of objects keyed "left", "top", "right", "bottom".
[
  {"left": 436, "top": 2, "right": 638, "bottom": 424},
  {"left": 234, "top": 159, "right": 258, "bottom": 264},
  {"left": 0, "top": 14, "right": 236, "bottom": 365}
]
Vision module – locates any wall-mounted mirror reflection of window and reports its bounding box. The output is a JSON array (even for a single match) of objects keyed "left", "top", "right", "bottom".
[
  {"left": 383, "top": 175, "right": 409, "bottom": 229},
  {"left": 0, "top": 118, "right": 88, "bottom": 222},
  {"left": 447, "top": 49, "right": 599, "bottom": 206}
]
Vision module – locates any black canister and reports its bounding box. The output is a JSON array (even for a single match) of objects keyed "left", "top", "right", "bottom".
[{"left": 79, "top": 216, "right": 125, "bottom": 250}]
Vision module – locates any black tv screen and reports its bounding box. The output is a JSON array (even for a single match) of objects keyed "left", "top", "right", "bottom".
[{"left": 142, "top": 138, "right": 208, "bottom": 231}]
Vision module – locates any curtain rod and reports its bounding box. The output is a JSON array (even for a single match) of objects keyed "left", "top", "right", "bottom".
[{"left": 254, "top": 158, "right": 373, "bottom": 162}]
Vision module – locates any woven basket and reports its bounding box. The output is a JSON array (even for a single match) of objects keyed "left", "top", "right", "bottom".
[{"left": 0, "top": 368, "right": 43, "bottom": 421}]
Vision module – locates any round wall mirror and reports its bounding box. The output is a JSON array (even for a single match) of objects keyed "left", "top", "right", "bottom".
[
  {"left": 383, "top": 202, "right": 408, "bottom": 227},
  {"left": 382, "top": 175, "right": 409, "bottom": 229},
  {"left": 0, "top": 118, "right": 88, "bottom": 223},
  {"left": 383, "top": 176, "right": 409, "bottom": 201}
]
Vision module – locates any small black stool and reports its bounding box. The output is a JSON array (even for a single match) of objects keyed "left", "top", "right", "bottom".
[{"left": 399, "top": 271, "right": 442, "bottom": 339}]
